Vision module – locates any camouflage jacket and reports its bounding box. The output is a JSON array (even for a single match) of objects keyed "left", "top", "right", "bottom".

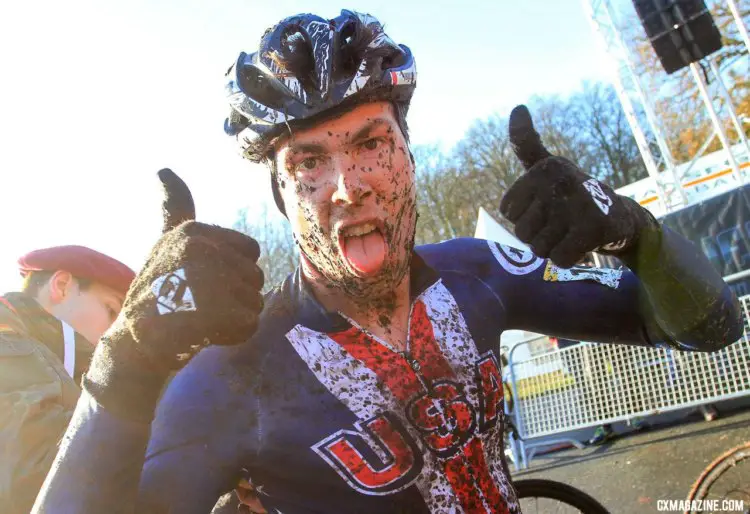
[{"left": 0, "top": 293, "right": 91, "bottom": 514}]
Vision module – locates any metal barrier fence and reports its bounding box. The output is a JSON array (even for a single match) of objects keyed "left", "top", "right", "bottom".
[{"left": 505, "top": 295, "right": 750, "bottom": 470}]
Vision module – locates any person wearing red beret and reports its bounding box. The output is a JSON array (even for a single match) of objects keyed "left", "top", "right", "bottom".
[{"left": 0, "top": 245, "right": 135, "bottom": 514}]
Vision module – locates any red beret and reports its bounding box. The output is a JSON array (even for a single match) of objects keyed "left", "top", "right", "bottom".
[{"left": 18, "top": 245, "right": 136, "bottom": 296}]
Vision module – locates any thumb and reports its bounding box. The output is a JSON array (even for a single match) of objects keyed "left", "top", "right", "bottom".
[
  {"left": 509, "top": 105, "right": 552, "bottom": 170},
  {"left": 158, "top": 168, "right": 196, "bottom": 233}
]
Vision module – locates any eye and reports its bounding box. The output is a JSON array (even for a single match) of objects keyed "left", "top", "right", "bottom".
[
  {"left": 296, "top": 156, "right": 320, "bottom": 172},
  {"left": 362, "top": 138, "right": 380, "bottom": 151}
]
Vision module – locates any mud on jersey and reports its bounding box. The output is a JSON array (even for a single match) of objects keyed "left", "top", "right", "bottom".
[
  {"left": 293, "top": 282, "right": 516, "bottom": 513},
  {"left": 34, "top": 235, "right": 740, "bottom": 514},
  {"left": 141, "top": 237, "right": 643, "bottom": 514}
]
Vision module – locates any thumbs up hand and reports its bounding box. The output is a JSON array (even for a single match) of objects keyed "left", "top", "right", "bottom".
[
  {"left": 500, "top": 105, "right": 655, "bottom": 268},
  {"left": 119, "top": 168, "right": 264, "bottom": 368},
  {"left": 84, "top": 170, "right": 265, "bottom": 421}
]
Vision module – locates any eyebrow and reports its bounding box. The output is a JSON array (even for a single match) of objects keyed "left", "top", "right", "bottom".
[
  {"left": 349, "top": 118, "right": 391, "bottom": 144},
  {"left": 285, "top": 117, "right": 392, "bottom": 156},
  {"left": 286, "top": 142, "right": 328, "bottom": 155}
]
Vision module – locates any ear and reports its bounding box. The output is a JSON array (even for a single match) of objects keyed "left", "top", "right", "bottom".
[{"left": 47, "top": 270, "right": 76, "bottom": 304}]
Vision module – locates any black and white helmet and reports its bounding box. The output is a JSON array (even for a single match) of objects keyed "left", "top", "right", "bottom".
[{"left": 224, "top": 10, "right": 417, "bottom": 161}]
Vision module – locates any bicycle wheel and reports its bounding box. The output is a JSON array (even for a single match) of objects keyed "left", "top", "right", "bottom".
[
  {"left": 514, "top": 478, "right": 610, "bottom": 514},
  {"left": 685, "top": 441, "right": 750, "bottom": 514}
]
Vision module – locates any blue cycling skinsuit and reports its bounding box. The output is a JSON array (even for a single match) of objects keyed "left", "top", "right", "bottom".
[{"left": 33, "top": 234, "right": 742, "bottom": 513}]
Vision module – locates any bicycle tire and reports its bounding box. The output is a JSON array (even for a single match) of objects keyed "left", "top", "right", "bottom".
[
  {"left": 685, "top": 441, "right": 750, "bottom": 512},
  {"left": 514, "top": 478, "right": 610, "bottom": 514}
]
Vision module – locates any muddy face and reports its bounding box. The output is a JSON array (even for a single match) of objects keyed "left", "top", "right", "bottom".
[{"left": 275, "top": 101, "right": 417, "bottom": 303}]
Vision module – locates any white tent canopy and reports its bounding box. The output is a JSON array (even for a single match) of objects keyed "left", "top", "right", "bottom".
[{"left": 473, "top": 206, "right": 529, "bottom": 250}]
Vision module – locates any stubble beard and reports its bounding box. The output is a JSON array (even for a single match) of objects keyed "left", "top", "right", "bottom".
[{"left": 302, "top": 202, "right": 418, "bottom": 311}]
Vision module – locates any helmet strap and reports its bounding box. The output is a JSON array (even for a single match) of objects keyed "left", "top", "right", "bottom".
[{"left": 270, "top": 169, "right": 288, "bottom": 218}]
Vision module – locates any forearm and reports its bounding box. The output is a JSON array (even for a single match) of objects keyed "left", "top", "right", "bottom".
[
  {"left": 81, "top": 335, "right": 170, "bottom": 423},
  {"left": 32, "top": 391, "right": 152, "bottom": 514},
  {"left": 30, "top": 167, "right": 265, "bottom": 513},
  {"left": 619, "top": 220, "right": 743, "bottom": 351},
  {"left": 30, "top": 336, "right": 170, "bottom": 513}
]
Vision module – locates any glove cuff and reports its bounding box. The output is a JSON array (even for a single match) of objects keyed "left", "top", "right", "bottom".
[
  {"left": 597, "top": 195, "right": 660, "bottom": 260},
  {"left": 611, "top": 198, "right": 662, "bottom": 271},
  {"left": 83, "top": 325, "right": 172, "bottom": 424}
]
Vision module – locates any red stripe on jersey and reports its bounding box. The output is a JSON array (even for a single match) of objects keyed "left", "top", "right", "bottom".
[
  {"left": 443, "top": 450, "right": 485, "bottom": 513},
  {"left": 408, "top": 301, "right": 457, "bottom": 382},
  {"left": 329, "top": 298, "right": 510, "bottom": 513},
  {"left": 442, "top": 437, "right": 510, "bottom": 514},
  {"left": 328, "top": 327, "right": 421, "bottom": 402},
  {"left": 464, "top": 437, "right": 510, "bottom": 514}
]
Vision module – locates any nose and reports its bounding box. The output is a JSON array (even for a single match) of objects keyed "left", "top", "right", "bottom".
[{"left": 331, "top": 155, "right": 373, "bottom": 206}]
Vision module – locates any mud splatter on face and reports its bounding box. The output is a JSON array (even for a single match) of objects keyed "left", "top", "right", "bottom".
[{"left": 276, "top": 102, "right": 418, "bottom": 309}]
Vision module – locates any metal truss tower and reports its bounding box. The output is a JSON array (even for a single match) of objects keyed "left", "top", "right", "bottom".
[
  {"left": 583, "top": 0, "right": 750, "bottom": 214},
  {"left": 583, "top": 0, "right": 690, "bottom": 211}
]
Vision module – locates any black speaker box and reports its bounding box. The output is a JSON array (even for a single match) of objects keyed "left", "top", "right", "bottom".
[{"left": 633, "top": 0, "right": 723, "bottom": 74}]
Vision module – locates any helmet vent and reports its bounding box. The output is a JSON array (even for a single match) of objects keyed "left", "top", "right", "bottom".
[
  {"left": 273, "top": 25, "right": 318, "bottom": 94},
  {"left": 338, "top": 20, "right": 375, "bottom": 77}
]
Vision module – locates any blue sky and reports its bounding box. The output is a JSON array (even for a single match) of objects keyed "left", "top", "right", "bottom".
[{"left": 0, "top": 0, "right": 615, "bottom": 293}]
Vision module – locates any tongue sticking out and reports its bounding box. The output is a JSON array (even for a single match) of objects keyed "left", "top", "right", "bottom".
[{"left": 343, "top": 230, "right": 386, "bottom": 274}]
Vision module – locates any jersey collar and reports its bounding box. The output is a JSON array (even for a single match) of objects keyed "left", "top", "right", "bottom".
[{"left": 288, "top": 249, "right": 440, "bottom": 333}]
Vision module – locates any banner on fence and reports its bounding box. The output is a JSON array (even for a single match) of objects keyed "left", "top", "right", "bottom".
[{"left": 660, "top": 184, "right": 750, "bottom": 297}]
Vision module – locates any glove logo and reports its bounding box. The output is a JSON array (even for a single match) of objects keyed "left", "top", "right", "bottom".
[
  {"left": 599, "top": 239, "right": 628, "bottom": 252},
  {"left": 582, "top": 179, "right": 613, "bottom": 215},
  {"left": 151, "top": 268, "right": 196, "bottom": 315}
]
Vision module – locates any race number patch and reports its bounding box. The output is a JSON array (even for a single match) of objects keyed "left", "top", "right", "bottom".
[
  {"left": 488, "top": 241, "right": 544, "bottom": 276},
  {"left": 543, "top": 261, "right": 622, "bottom": 289}
]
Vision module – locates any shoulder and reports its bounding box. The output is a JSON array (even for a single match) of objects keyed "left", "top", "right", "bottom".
[
  {"left": 156, "top": 344, "right": 255, "bottom": 420},
  {"left": 153, "top": 283, "right": 299, "bottom": 435},
  {"left": 0, "top": 295, "right": 66, "bottom": 377},
  {"left": 0, "top": 296, "right": 29, "bottom": 336},
  {"left": 0, "top": 332, "right": 66, "bottom": 380},
  {"left": 149, "top": 344, "right": 253, "bottom": 459},
  {"left": 150, "top": 291, "right": 301, "bottom": 461},
  {"left": 0, "top": 333, "right": 75, "bottom": 410},
  {"left": 0, "top": 332, "right": 37, "bottom": 357}
]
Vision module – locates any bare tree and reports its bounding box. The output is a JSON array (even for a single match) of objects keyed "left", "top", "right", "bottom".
[
  {"left": 413, "top": 82, "right": 648, "bottom": 244},
  {"left": 570, "top": 82, "right": 648, "bottom": 188},
  {"left": 233, "top": 205, "right": 298, "bottom": 292}
]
